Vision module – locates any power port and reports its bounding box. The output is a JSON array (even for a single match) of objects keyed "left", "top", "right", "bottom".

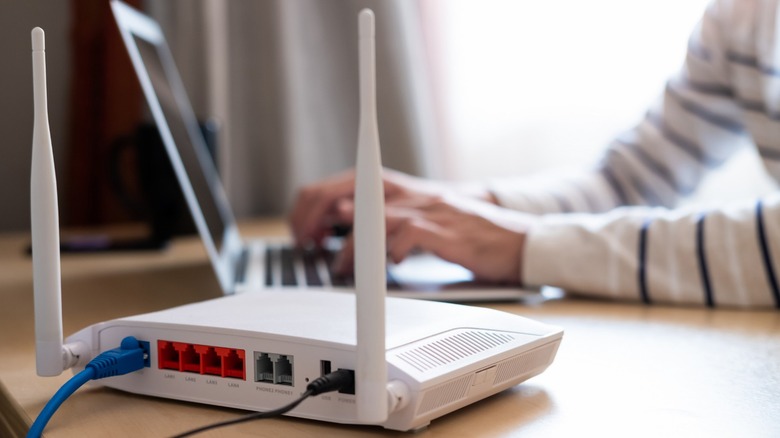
[{"left": 337, "top": 369, "right": 355, "bottom": 395}]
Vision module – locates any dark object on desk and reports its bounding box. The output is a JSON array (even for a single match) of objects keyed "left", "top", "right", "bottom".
[
  {"left": 59, "top": 234, "right": 168, "bottom": 252},
  {"left": 58, "top": 121, "right": 218, "bottom": 253},
  {"left": 331, "top": 223, "right": 352, "bottom": 238}
]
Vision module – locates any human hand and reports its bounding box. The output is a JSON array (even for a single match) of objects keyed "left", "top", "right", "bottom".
[
  {"left": 289, "top": 168, "right": 496, "bottom": 247},
  {"left": 332, "top": 195, "right": 532, "bottom": 284}
]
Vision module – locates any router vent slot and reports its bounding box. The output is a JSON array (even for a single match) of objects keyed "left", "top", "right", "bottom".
[
  {"left": 417, "top": 374, "right": 472, "bottom": 415},
  {"left": 415, "top": 343, "right": 558, "bottom": 417},
  {"left": 494, "top": 344, "right": 554, "bottom": 385},
  {"left": 396, "top": 331, "right": 516, "bottom": 372}
]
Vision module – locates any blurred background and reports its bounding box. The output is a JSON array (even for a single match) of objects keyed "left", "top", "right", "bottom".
[{"left": 2, "top": 0, "right": 771, "bottom": 236}]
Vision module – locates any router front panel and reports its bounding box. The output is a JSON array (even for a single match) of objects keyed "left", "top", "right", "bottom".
[
  {"left": 65, "top": 304, "right": 561, "bottom": 431},
  {"left": 69, "top": 322, "right": 364, "bottom": 422}
]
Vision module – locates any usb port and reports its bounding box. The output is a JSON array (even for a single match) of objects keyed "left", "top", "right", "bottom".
[{"left": 320, "top": 360, "right": 332, "bottom": 376}]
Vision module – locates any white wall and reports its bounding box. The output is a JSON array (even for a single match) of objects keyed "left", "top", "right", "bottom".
[{"left": 0, "top": 1, "right": 71, "bottom": 232}]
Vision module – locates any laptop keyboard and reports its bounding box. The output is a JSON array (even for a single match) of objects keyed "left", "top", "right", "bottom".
[
  {"left": 263, "top": 245, "right": 353, "bottom": 288},
  {"left": 243, "top": 244, "right": 396, "bottom": 288}
]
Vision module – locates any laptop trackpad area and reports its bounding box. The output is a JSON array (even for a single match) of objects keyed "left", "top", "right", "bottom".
[{"left": 388, "top": 253, "right": 475, "bottom": 289}]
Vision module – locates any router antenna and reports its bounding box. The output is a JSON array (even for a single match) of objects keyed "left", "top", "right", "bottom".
[
  {"left": 353, "top": 9, "right": 389, "bottom": 423},
  {"left": 31, "top": 27, "right": 84, "bottom": 376}
]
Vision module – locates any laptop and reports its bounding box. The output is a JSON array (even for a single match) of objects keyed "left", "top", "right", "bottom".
[{"left": 112, "top": 2, "right": 543, "bottom": 302}]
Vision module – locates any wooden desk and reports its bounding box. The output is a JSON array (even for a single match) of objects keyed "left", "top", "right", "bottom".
[{"left": 1, "top": 220, "right": 779, "bottom": 437}]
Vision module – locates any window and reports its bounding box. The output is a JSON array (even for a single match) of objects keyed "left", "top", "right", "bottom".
[{"left": 426, "top": 0, "right": 711, "bottom": 180}]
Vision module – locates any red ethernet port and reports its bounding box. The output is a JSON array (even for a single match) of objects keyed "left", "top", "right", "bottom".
[
  {"left": 158, "top": 341, "right": 179, "bottom": 370},
  {"left": 157, "top": 340, "right": 245, "bottom": 380},
  {"left": 216, "top": 348, "right": 246, "bottom": 380},
  {"left": 195, "top": 345, "right": 221, "bottom": 376},
  {"left": 174, "top": 343, "right": 200, "bottom": 373}
]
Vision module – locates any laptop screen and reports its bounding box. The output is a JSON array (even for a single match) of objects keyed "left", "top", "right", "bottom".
[
  {"left": 112, "top": 0, "right": 247, "bottom": 294},
  {"left": 132, "top": 36, "right": 229, "bottom": 252}
]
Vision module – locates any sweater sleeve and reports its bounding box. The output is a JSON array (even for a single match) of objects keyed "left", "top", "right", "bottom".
[
  {"left": 516, "top": 0, "right": 780, "bottom": 308},
  {"left": 523, "top": 195, "right": 780, "bottom": 308}
]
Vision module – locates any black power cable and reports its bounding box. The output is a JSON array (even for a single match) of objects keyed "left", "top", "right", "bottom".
[{"left": 171, "top": 368, "right": 355, "bottom": 438}]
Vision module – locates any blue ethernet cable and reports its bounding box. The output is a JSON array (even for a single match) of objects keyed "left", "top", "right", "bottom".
[{"left": 27, "top": 336, "right": 148, "bottom": 438}]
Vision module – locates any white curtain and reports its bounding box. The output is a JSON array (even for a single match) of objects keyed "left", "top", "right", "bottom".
[{"left": 146, "top": 0, "right": 441, "bottom": 218}]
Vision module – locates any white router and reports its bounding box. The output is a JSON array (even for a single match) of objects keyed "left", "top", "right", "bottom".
[{"left": 31, "top": 12, "right": 563, "bottom": 432}]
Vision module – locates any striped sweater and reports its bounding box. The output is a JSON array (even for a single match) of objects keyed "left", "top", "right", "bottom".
[{"left": 490, "top": 0, "right": 780, "bottom": 308}]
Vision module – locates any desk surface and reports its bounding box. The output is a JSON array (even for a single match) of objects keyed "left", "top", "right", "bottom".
[{"left": 1, "top": 220, "right": 779, "bottom": 437}]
